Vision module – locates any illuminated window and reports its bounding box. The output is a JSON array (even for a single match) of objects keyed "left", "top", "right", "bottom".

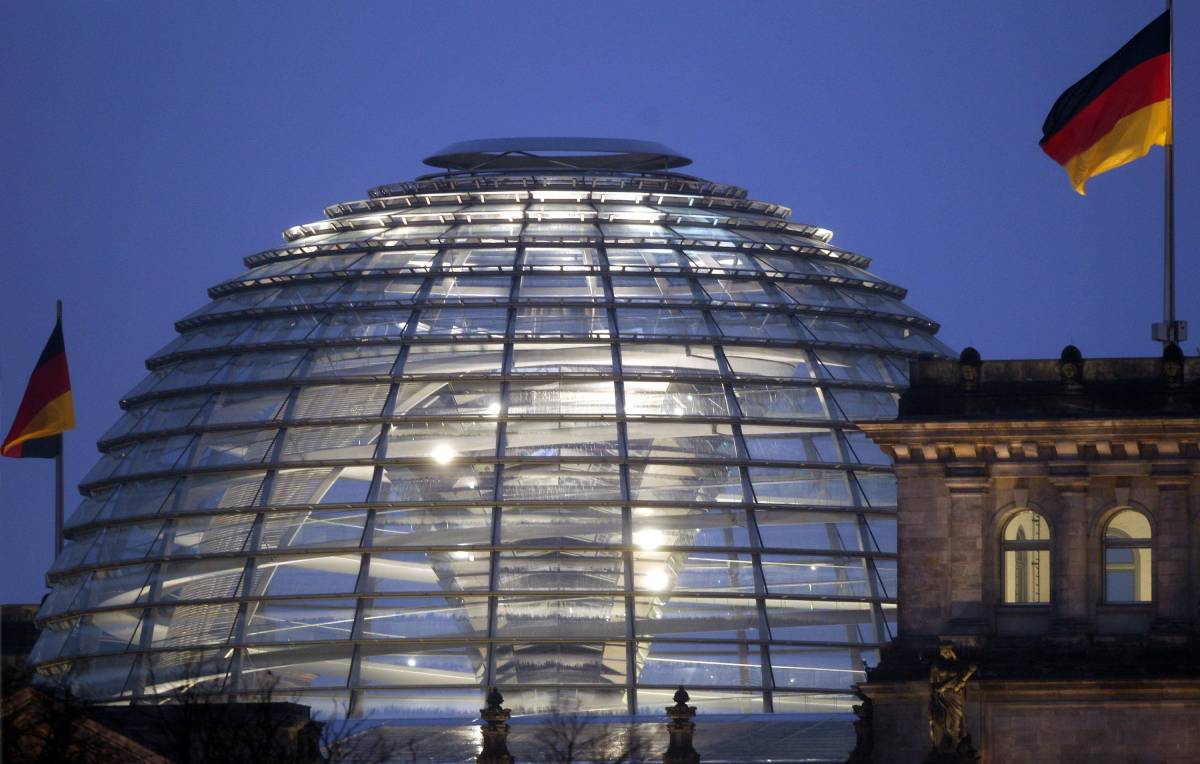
[
  {"left": 1103, "top": 510, "right": 1152, "bottom": 603},
  {"left": 1001, "top": 510, "right": 1051, "bottom": 604}
]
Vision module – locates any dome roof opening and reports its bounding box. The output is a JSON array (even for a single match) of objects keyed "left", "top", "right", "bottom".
[{"left": 423, "top": 136, "right": 693, "bottom": 173}]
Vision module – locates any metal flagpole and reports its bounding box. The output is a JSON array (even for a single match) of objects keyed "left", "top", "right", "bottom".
[
  {"left": 1155, "top": 0, "right": 1186, "bottom": 344},
  {"left": 55, "top": 298, "right": 64, "bottom": 556}
]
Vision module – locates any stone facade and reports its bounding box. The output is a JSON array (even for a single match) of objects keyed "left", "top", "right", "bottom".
[{"left": 851, "top": 349, "right": 1200, "bottom": 764}]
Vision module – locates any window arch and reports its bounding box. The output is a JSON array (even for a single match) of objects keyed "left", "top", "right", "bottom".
[
  {"left": 1001, "top": 510, "right": 1051, "bottom": 604},
  {"left": 1103, "top": 509, "right": 1152, "bottom": 603}
]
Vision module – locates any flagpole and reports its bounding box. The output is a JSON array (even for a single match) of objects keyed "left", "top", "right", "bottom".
[
  {"left": 1156, "top": 0, "right": 1184, "bottom": 345},
  {"left": 55, "top": 299, "right": 64, "bottom": 557}
]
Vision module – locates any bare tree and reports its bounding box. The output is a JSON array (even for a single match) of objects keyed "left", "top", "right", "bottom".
[{"left": 525, "top": 712, "right": 651, "bottom": 764}]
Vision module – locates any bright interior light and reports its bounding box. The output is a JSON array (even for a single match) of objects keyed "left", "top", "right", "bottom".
[
  {"left": 406, "top": 658, "right": 417, "bottom": 667},
  {"left": 645, "top": 569, "right": 670, "bottom": 592},
  {"left": 431, "top": 443, "right": 456, "bottom": 465},
  {"left": 485, "top": 402, "right": 501, "bottom": 417},
  {"left": 633, "top": 528, "right": 666, "bottom": 551}
]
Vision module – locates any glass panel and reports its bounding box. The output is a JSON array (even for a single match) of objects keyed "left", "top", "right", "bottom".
[
  {"left": 501, "top": 507, "right": 623, "bottom": 546},
  {"left": 769, "top": 645, "right": 869, "bottom": 690},
  {"left": 498, "top": 551, "right": 625, "bottom": 591},
  {"left": 698, "top": 278, "right": 784, "bottom": 304},
  {"left": 371, "top": 508, "right": 493, "bottom": 548},
  {"left": 501, "top": 463, "right": 622, "bottom": 501},
  {"left": 87, "top": 521, "right": 166, "bottom": 566},
  {"left": 611, "top": 276, "right": 697, "bottom": 302},
  {"left": 259, "top": 510, "right": 368, "bottom": 551},
  {"left": 268, "top": 467, "right": 374, "bottom": 505},
  {"left": 765, "top": 599, "right": 879, "bottom": 643},
  {"left": 174, "top": 321, "right": 253, "bottom": 353},
  {"left": 605, "top": 248, "right": 685, "bottom": 269},
  {"left": 713, "top": 310, "right": 805, "bottom": 340},
  {"left": 242, "top": 599, "right": 359, "bottom": 643},
  {"left": 155, "top": 558, "right": 246, "bottom": 603},
  {"left": 750, "top": 467, "right": 853, "bottom": 506},
  {"left": 414, "top": 307, "right": 508, "bottom": 337},
  {"left": 169, "top": 514, "right": 257, "bottom": 556},
  {"left": 660, "top": 552, "right": 756, "bottom": 594},
  {"left": 279, "top": 424, "right": 381, "bottom": 462},
  {"left": 439, "top": 248, "right": 516, "bottom": 269},
  {"left": 389, "top": 381, "right": 503, "bottom": 417},
  {"left": 132, "top": 395, "right": 212, "bottom": 434},
  {"left": 312, "top": 309, "right": 410, "bottom": 339},
  {"left": 734, "top": 385, "right": 829, "bottom": 419},
  {"left": 627, "top": 463, "right": 742, "bottom": 503},
  {"left": 514, "top": 306, "right": 609, "bottom": 336},
  {"left": 247, "top": 554, "right": 362, "bottom": 597},
  {"left": 776, "top": 282, "right": 860, "bottom": 309},
  {"left": 1004, "top": 549, "right": 1051, "bottom": 604},
  {"left": 828, "top": 389, "right": 898, "bottom": 421},
  {"left": 617, "top": 308, "right": 711, "bottom": 337},
  {"left": 304, "top": 346, "right": 398, "bottom": 378},
  {"left": 234, "top": 313, "right": 322, "bottom": 345},
  {"left": 112, "top": 435, "right": 195, "bottom": 477},
  {"left": 360, "top": 596, "right": 489, "bottom": 640},
  {"left": 814, "top": 349, "right": 892, "bottom": 383},
  {"left": 634, "top": 596, "right": 759, "bottom": 639},
  {"left": 742, "top": 425, "right": 841, "bottom": 463},
  {"left": 358, "top": 644, "right": 484, "bottom": 686},
  {"left": 505, "top": 687, "right": 627, "bottom": 716},
  {"left": 623, "top": 381, "right": 729, "bottom": 417},
  {"left": 427, "top": 276, "right": 511, "bottom": 301},
  {"left": 510, "top": 343, "right": 611, "bottom": 374},
  {"left": 99, "top": 479, "right": 178, "bottom": 521},
  {"left": 504, "top": 420, "right": 620, "bottom": 458},
  {"left": 854, "top": 471, "right": 896, "bottom": 507},
  {"left": 761, "top": 554, "right": 874, "bottom": 597},
  {"left": 493, "top": 643, "right": 626, "bottom": 686},
  {"left": 631, "top": 506, "right": 750, "bottom": 548},
  {"left": 378, "top": 464, "right": 496, "bottom": 503},
  {"left": 842, "top": 429, "right": 891, "bottom": 465},
  {"left": 1106, "top": 509, "right": 1151, "bottom": 539},
  {"left": 355, "top": 688, "right": 483, "bottom": 718},
  {"left": 154, "top": 356, "right": 226, "bottom": 392},
  {"left": 401, "top": 344, "right": 504, "bottom": 376},
  {"left": 640, "top": 642, "right": 762, "bottom": 687},
  {"left": 496, "top": 596, "right": 626, "bottom": 639},
  {"left": 523, "top": 248, "right": 601, "bottom": 269},
  {"left": 350, "top": 250, "right": 437, "bottom": 271},
  {"left": 293, "top": 383, "right": 390, "bottom": 420},
  {"left": 364, "top": 551, "right": 490, "bottom": 593},
  {"left": 754, "top": 510, "right": 869, "bottom": 552},
  {"left": 724, "top": 345, "right": 815, "bottom": 379},
  {"left": 1003, "top": 510, "right": 1051, "bottom": 541},
  {"left": 240, "top": 645, "right": 352, "bottom": 688},
  {"left": 619, "top": 344, "right": 719, "bottom": 376},
  {"left": 506, "top": 381, "right": 616, "bottom": 415},
  {"left": 195, "top": 388, "right": 290, "bottom": 426},
  {"left": 187, "top": 428, "right": 277, "bottom": 468},
  {"left": 625, "top": 422, "right": 737, "bottom": 460},
  {"left": 384, "top": 421, "right": 497, "bottom": 460},
  {"left": 210, "top": 350, "right": 306, "bottom": 384},
  {"left": 325, "top": 277, "right": 422, "bottom": 304}
]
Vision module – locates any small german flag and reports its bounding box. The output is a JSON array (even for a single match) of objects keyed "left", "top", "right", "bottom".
[
  {"left": 1040, "top": 10, "right": 1171, "bottom": 194},
  {"left": 2, "top": 318, "right": 76, "bottom": 459}
]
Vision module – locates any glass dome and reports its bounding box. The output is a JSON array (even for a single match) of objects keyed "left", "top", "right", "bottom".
[{"left": 30, "top": 140, "right": 951, "bottom": 720}]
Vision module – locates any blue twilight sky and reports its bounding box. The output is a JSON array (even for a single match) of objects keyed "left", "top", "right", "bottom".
[{"left": 1, "top": 1, "right": 1195, "bottom": 603}]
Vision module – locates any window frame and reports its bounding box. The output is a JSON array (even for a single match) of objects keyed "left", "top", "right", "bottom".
[
  {"left": 999, "top": 509, "right": 1052, "bottom": 606},
  {"left": 1101, "top": 508, "right": 1153, "bottom": 605}
]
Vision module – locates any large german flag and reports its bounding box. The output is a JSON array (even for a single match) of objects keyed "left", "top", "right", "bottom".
[
  {"left": 1040, "top": 10, "right": 1171, "bottom": 194},
  {"left": 2, "top": 319, "right": 75, "bottom": 459}
]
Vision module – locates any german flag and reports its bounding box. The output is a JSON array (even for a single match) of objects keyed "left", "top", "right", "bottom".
[
  {"left": 2, "top": 318, "right": 75, "bottom": 459},
  {"left": 1040, "top": 10, "right": 1171, "bottom": 194}
]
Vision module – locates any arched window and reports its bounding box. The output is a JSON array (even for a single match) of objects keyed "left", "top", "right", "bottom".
[
  {"left": 1001, "top": 510, "right": 1051, "bottom": 604},
  {"left": 1103, "top": 510, "right": 1152, "bottom": 603}
]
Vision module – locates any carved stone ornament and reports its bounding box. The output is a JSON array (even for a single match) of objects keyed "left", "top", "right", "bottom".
[
  {"left": 476, "top": 687, "right": 514, "bottom": 764},
  {"left": 924, "top": 644, "right": 979, "bottom": 764},
  {"left": 663, "top": 686, "right": 700, "bottom": 764}
]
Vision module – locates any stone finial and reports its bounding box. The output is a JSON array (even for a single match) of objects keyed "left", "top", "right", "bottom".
[
  {"left": 1163, "top": 343, "right": 1184, "bottom": 385},
  {"left": 958, "top": 347, "right": 981, "bottom": 390},
  {"left": 1059, "top": 345, "right": 1084, "bottom": 389},
  {"left": 477, "top": 686, "right": 514, "bottom": 764},
  {"left": 663, "top": 685, "right": 700, "bottom": 764}
]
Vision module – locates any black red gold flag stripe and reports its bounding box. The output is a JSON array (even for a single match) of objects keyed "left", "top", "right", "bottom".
[
  {"left": 2, "top": 318, "right": 75, "bottom": 459},
  {"left": 1040, "top": 10, "right": 1171, "bottom": 194}
]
